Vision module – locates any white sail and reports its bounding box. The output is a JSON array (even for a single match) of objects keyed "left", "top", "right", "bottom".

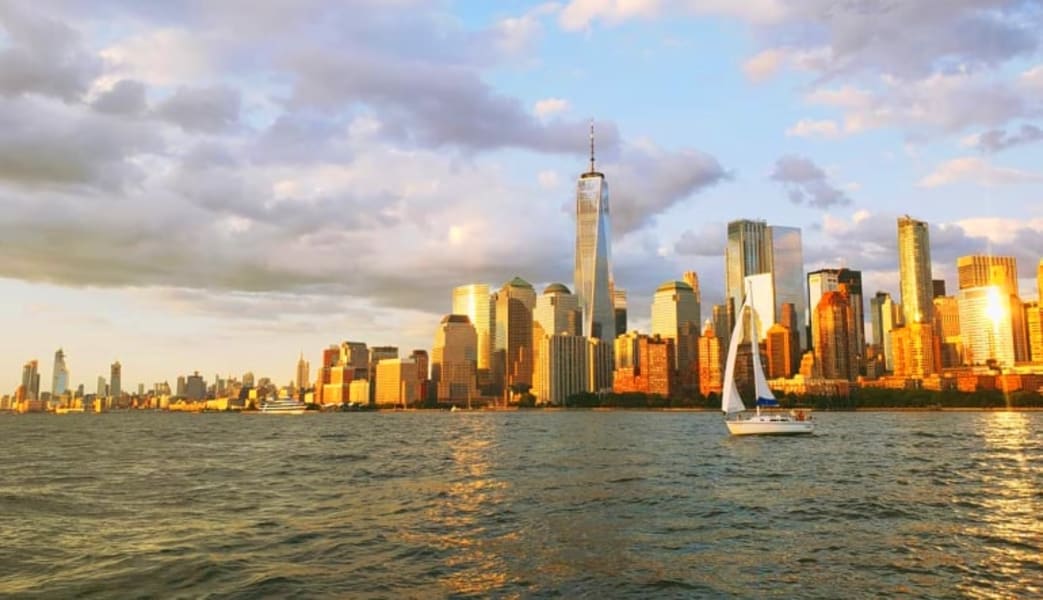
[
  {"left": 720, "top": 295, "right": 750, "bottom": 415},
  {"left": 748, "top": 303, "right": 777, "bottom": 404}
]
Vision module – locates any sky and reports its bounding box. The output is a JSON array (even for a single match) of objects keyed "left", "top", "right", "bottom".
[{"left": 2, "top": 0, "right": 1042, "bottom": 393}]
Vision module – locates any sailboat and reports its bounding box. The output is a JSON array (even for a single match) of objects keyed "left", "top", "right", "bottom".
[{"left": 721, "top": 280, "right": 814, "bottom": 436}]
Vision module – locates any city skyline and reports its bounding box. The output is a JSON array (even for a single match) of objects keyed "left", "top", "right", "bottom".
[{"left": 2, "top": 2, "right": 1043, "bottom": 391}]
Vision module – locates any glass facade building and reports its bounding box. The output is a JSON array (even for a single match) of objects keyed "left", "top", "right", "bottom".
[{"left": 574, "top": 127, "right": 614, "bottom": 341}]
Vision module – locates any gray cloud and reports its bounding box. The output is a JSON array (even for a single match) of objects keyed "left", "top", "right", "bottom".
[
  {"left": 973, "top": 124, "right": 1043, "bottom": 153},
  {"left": 154, "top": 85, "right": 241, "bottom": 132},
  {"left": 0, "top": 6, "right": 102, "bottom": 101},
  {"left": 674, "top": 223, "right": 726, "bottom": 257},
  {"left": 770, "top": 155, "right": 850, "bottom": 209},
  {"left": 91, "top": 79, "right": 147, "bottom": 115},
  {"left": 609, "top": 146, "right": 729, "bottom": 236}
]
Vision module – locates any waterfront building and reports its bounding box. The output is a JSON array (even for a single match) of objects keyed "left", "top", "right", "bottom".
[
  {"left": 765, "top": 323, "right": 795, "bottom": 379},
  {"left": 374, "top": 358, "right": 418, "bottom": 407},
  {"left": 186, "top": 372, "right": 206, "bottom": 400},
  {"left": 96, "top": 375, "right": 106, "bottom": 399},
  {"left": 51, "top": 348, "right": 68, "bottom": 397},
  {"left": 574, "top": 123, "right": 615, "bottom": 341},
  {"left": 348, "top": 379, "right": 370, "bottom": 405},
  {"left": 296, "top": 352, "right": 310, "bottom": 394},
  {"left": 959, "top": 285, "right": 1016, "bottom": 367},
  {"left": 698, "top": 321, "right": 722, "bottom": 397},
  {"left": 612, "top": 334, "right": 675, "bottom": 397},
  {"left": 534, "top": 283, "right": 581, "bottom": 337},
  {"left": 778, "top": 302, "right": 802, "bottom": 375},
  {"left": 431, "top": 315, "right": 478, "bottom": 402},
  {"left": 176, "top": 376, "right": 186, "bottom": 397},
  {"left": 932, "top": 296, "right": 962, "bottom": 368},
  {"left": 768, "top": 225, "right": 807, "bottom": 349},
  {"left": 891, "top": 322, "right": 939, "bottom": 379},
  {"left": 21, "top": 360, "right": 39, "bottom": 401},
  {"left": 814, "top": 288, "right": 858, "bottom": 381},
  {"left": 682, "top": 271, "right": 703, "bottom": 329},
  {"left": 588, "top": 337, "right": 614, "bottom": 393},
  {"left": 242, "top": 371, "right": 255, "bottom": 388},
  {"left": 651, "top": 280, "right": 701, "bottom": 387},
  {"left": 410, "top": 349, "right": 429, "bottom": 401},
  {"left": 614, "top": 288, "right": 628, "bottom": 337},
  {"left": 1025, "top": 302, "right": 1043, "bottom": 362},
  {"left": 533, "top": 332, "right": 588, "bottom": 405},
  {"left": 712, "top": 301, "right": 733, "bottom": 357},
  {"left": 493, "top": 277, "right": 536, "bottom": 391},
  {"left": 452, "top": 284, "right": 494, "bottom": 383},
  {"left": 807, "top": 269, "right": 864, "bottom": 362},
  {"left": 869, "top": 291, "right": 901, "bottom": 372},
  {"left": 957, "top": 255, "right": 1018, "bottom": 296},
  {"left": 110, "top": 361, "right": 121, "bottom": 400},
  {"left": 368, "top": 346, "right": 398, "bottom": 404},
  {"left": 897, "top": 215, "right": 934, "bottom": 324}
]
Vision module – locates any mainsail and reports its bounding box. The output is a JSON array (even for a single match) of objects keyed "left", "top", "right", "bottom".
[
  {"left": 748, "top": 300, "right": 778, "bottom": 407},
  {"left": 720, "top": 295, "right": 750, "bottom": 415}
]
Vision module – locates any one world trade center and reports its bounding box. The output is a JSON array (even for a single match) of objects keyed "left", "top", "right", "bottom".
[{"left": 574, "top": 122, "right": 614, "bottom": 341}]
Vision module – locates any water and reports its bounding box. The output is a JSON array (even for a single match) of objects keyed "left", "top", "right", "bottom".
[{"left": 1, "top": 411, "right": 1039, "bottom": 599}]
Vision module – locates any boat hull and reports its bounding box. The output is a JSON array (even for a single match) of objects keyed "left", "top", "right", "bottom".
[{"left": 726, "top": 416, "right": 814, "bottom": 436}]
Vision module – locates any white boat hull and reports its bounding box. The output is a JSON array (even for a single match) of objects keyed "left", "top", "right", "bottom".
[{"left": 726, "top": 415, "right": 815, "bottom": 436}]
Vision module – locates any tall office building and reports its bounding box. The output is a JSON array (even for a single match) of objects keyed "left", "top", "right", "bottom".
[
  {"left": 869, "top": 291, "right": 900, "bottom": 371},
  {"left": 368, "top": 346, "right": 399, "bottom": 404},
  {"left": 374, "top": 358, "right": 418, "bottom": 407},
  {"left": 897, "top": 215, "right": 934, "bottom": 325},
  {"left": 891, "top": 322, "right": 939, "bottom": 379},
  {"left": 932, "top": 279, "right": 947, "bottom": 298},
  {"left": 1025, "top": 302, "right": 1043, "bottom": 362},
  {"left": 1038, "top": 259, "right": 1043, "bottom": 304},
  {"left": 932, "top": 296, "right": 962, "bottom": 368},
  {"left": 494, "top": 277, "right": 537, "bottom": 391},
  {"left": 96, "top": 376, "right": 107, "bottom": 398},
  {"left": 814, "top": 288, "right": 858, "bottom": 381},
  {"left": 613, "top": 289, "right": 628, "bottom": 337},
  {"left": 959, "top": 285, "right": 1016, "bottom": 367},
  {"left": 176, "top": 376, "right": 186, "bottom": 397},
  {"left": 808, "top": 269, "right": 864, "bottom": 364},
  {"left": 296, "top": 352, "right": 310, "bottom": 393},
  {"left": 651, "top": 280, "right": 701, "bottom": 387},
  {"left": 52, "top": 348, "right": 69, "bottom": 397},
  {"left": 768, "top": 225, "right": 807, "bottom": 349},
  {"left": 533, "top": 332, "right": 588, "bottom": 406},
  {"left": 698, "top": 321, "right": 723, "bottom": 396},
  {"left": 22, "top": 360, "right": 39, "bottom": 401},
  {"left": 431, "top": 315, "right": 478, "bottom": 402},
  {"left": 957, "top": 255, "right": 1018, "bottom": 295},
  {"left": 612, "top": 333, "right": 676, "bottom": 397},
  {"left": 452, "top": 284, "right": 494, "bottom": 379},
  {"left": 765, "top": 323, "right": 796, "bottom": 379},
  {"left": 682, "top": 271, "right": 703, "bottom": 329},
  {"left": 574, "top": 123, "right": 615, "bottom": 341},
  {"left": 712, "top": 301, "right": 733, "bottom": 358},
  {"left": 110, "top": 361, "right": 121, "bottom": 399},
  {"left": 725, "top": 219, "right": 771, "bottom": 309},
  {"left": 534, "top": 283, "right": 581, "bottom": 337}
]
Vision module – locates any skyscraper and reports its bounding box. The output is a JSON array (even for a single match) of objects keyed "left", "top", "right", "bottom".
[
  {"left": 897, "top": 215, "right": 933, "bottom": 325},
  {"left": 110, "top": 361, "right": 122, "bottom": 399},
  {"left": 814, "top": 288, "right": 858, "bottom": 381},
  {"left": 651, "top": 280, "right": 701, "bottom": 388},
  {"left": 1026, "top": 302, "right": 1043, "bottom": 362},
  {"left": 959, "top": 285, "right": 1016, "bottom": 367},
  {"left": 533, "top": 332, "right": 588, "bottom": 406},
  {"left": 613, "top": 288, "right": 628, "bottom": 337},
  {"left": 22, "top": 360, "right": 39, "bottom": 401},
  {"left": 725, "top": 219, "right": 770, "bottom": 309},
  {"left": 957, "top": 255, "right": 1018, "bottom": 295},
  {"left": 534, "top": 283, "right": 581, "bottom": 337},
  {"left": 296, "top": 352, "right": 310, "bottom": 394},
  {"left": 574, "top": 122, "right": 614, "bottom": 341},
  {"left": 767, "top": 225, "right": 807, "bottom": 349},
  {"left": 374, "top": 358, "right": 418, "bottom": 407},
  {"left": 869, "top": 291, "right": 900, "bottom": 371},
  {"left": 431, "top": 314, "right": 478, "bottom": 402},
  {"left": 452, "top": 284, "right": 494, "bottom": 379},
  {"left": 494, "top": 277, "right": 537, "bottom": 391},
  {"left": 807, "top": 268, "right": 864, "bottom": 361},
  {"left": 698, "top": 321, "right": 723, "bottom": 397},
  {"left": 52, "top": 348, "right": 69, "bottom": 397}
]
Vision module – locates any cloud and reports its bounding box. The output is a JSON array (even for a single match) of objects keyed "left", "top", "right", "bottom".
[
  {"left": 785, "top": 118, "right": 841, "bottom": 138},
  {"left": 918, "top": 157, "right": 1043, "bottom": 188},
  {"left": 742, "top": 48, "right": 786, "bottom": 82},
  {"left": 534, "top": 97, "right": 570, "bottom": 118},
  {"left": 558, "top": 0, "right": 784, "bottom": 31},
  {"left": 674, "top": 223, "right": 726, "bottom": 256},
  {"left": 769, "top": 155, "right": 850, "bottom": 209},
  {"left": 154, "top": 85, "right": 241, "bottom": 132},
  {"left": 0, "top": 6, "right": 102, "bottom": 101},
  {"left": 90, "top": 79, "right": 147, "bottom": 115},
  {"left": 966, "top": 124, "right": 1043, "bottom": 154}
]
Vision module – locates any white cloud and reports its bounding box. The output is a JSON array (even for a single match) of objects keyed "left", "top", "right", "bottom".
[
  {"left": 99, "top": 28, "right": 215, "bottom": 87},
  {"left": 785, "top": 118, "right": 842, "bottom": 138},
  {"left": 534, "top": 97, "right": 571, "bottom": 118},
  {"left": 918, "top": 157, "right": 1043, "bottom": 188},
  {"left": 537, "top": 170, "right": 561, "bottom": 189},
  {"left": 743, "top": 48, "right": 785, "bottom": 82},
  {"left": 558, "top": 0, "right": 784, "bottom": 31}
]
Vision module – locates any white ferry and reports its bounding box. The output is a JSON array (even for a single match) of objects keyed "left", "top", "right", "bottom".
[{"left": 259, "top": 398, "right": 307, "bottom": 414}]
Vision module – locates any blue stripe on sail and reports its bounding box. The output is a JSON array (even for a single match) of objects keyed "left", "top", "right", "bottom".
[{"left": 756, "top": 397, "right": 779, "bottom": 407}]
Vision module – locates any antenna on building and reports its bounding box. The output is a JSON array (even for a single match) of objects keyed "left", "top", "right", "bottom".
[{"left": 589, "top": 119, "right": 595, "bottom": 173}]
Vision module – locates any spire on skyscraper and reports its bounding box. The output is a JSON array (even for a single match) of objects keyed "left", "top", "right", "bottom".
[{"left": 589, "top": 119, "right": 595, "bottom": 173}]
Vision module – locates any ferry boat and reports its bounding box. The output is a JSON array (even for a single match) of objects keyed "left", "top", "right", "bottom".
[{"left": 259, "top": 398, "right": 307, "bottom": 414}]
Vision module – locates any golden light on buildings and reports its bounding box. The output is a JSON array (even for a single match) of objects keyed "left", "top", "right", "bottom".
[{"left": 984, "top": 286, "right": 1006, "bottom": 327}]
